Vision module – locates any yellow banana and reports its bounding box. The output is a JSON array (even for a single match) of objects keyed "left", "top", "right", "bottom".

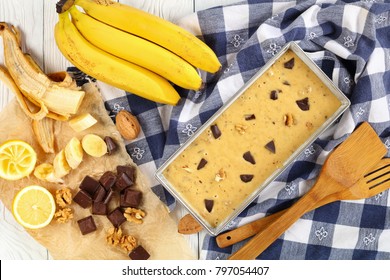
[
  {"left": 0, "top": 22, "right": 85, "bottom": 119},
  {"left": 69, "top": 6, "right": 202, "bottom": 91},
  {"left": 74, "top": 0, "right": 221, "bottom": 73},
  {"left": 54, "top": 11, "right": 180, "bottom": 105}
]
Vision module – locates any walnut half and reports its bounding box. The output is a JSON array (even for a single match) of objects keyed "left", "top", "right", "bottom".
[
  {"left": 54, "top": 208, "right": 73, "bottom": 223},
  {"left": 124, "top": 208, "right": 146, "bottom": 224}
]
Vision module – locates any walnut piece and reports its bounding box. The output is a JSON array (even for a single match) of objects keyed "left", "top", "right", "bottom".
[
  {"left": 106, "top": 227, "right": 137, "bottom": 253},
  {"left": 124, "top": 207, "right": 146, "bottom": 224},
  {"left": 234, "top": 124, "right": 248, "bottom": 134},
  {"left": 54, "top": 208, "right": 73, "bottom": 223},
  {"left": 284, "top": 113, "right": 294, "bottom": 127},
  {"left": 215, "top": 168, "right": 226, "bottom": 182},
  {"left": 55, "top": 187, "right": 72, "bottom": 208}
]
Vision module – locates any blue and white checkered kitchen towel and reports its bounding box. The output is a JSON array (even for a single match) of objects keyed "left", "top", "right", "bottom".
[{"left": 72, "top": 0, "right": 390, "bottom": 259}]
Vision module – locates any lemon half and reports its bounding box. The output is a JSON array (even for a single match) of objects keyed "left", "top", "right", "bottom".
[
  {"left": 12, "top": 185, "right": 56, "bottom": 229},
  {"left": 0, "top": 140, "right": 37, "bottom": 181}
]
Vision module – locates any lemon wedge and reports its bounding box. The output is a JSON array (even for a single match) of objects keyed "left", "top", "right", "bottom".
[{"left": 0, "top": 140, "right": 37, "bottom": 181}]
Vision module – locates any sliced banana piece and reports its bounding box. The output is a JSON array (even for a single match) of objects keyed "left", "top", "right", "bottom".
[
  {"left": 81, "top": 134, "right": 107, "bottom": 158},
  {"left": 34, "top": 163, "right": 64, "bottom": 183},
  {"left": 64, "top": 136, "right": 83, "bottom": 169},
  {"left": 53, "top": 149, "right": 72, "bottom": 178},
  {"left": 68, "top": 113, "right": 97, "bottom": 132}
]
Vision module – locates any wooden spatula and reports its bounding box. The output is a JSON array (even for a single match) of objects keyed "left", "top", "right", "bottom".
[
  {"left": 217, "top": 157, "right": 390, "bottom": 248},
  {"left": 228, "top": 122, "right": 387, "bottom": 260}
]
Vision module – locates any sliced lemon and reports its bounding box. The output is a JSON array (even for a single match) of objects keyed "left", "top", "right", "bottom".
[
  {"left": 0, "top": 140, "right": 37, "bottom": 181},
  {"left": 12, "top": 185, "right": 56, "bottom": 229}
]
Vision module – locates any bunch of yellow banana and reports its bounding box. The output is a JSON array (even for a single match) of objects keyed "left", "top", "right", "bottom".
[{"left": 54, "top": 0, "right": 221, "bottom": 105}]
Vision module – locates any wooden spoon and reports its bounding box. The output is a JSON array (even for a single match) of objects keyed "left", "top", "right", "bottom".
[
  {"left": 217, "top": 157, "right": 390, "bottom": 248},
  {"left": 228, "top": 122, "right": 387, "bottom": 260}
]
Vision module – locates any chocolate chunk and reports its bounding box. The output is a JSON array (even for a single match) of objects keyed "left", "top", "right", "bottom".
[
  {"left": 77, "top": 216, "right": 97, "bottom": 235},
  {"left": 104, "top": 136, "right": 117, "bottom": 155},
  {"left": 92, "top": 201, "right": 107, "bottom": 215},
  {"left": 129, "top": 245, "right": 150, "bottom": 260},
  {"left": 103, "top": 188, "right": 114, "bottom": 204},
  {"left": 244, "top": 114, "right": 256, "bottom": 121},
  {"left": 197, "top": 158, "right": 208, "bottom": 170},
  {"left": 120, "top": 189, "right": 142, "bottom": 208},
  {"left": 107, "top": 207, "right": 126, "bottom": 227},
  {"left": 270, "top": 90, "right": 279, "bottom": 100},
  {"left": 99, "top": 171, "right": 117, "bottom": 191},
  {"left": 204, "top": 199, "right": 214, "bottom": 213},
  {"left": 283, "top": 80, "right": 291, "bottom": 86},
  {"left": 284, "top": 58, "right": 295, "bottom": 69},
  {"left": 117, "top": 165, "right": 136, "bottom": 182},
  {"left": 243, "top": 151, "right": 256, "bottom": 164},
  {"left": 115, "top": 172, "right": 134, "bottom": 192},
  {"left": 210, "top": 124, "right": 221, "bottom": 139},
  {"left": 240, "top": 174, "right": 254, "bottom": 183},
  {"left": 93, "top": 185, "right": 107, "bottom": 202},
  {"left": 296, "top": 97, "right": 310, "bottom": 111},
  {"left": 79, "top": 176, "right": 100, "bottom": 196},
  {"left": 73, "top": 190, "right": 92, "bottom": 209},
  {"left": 265, "top": 140, "right": 276, "bottom": 154}
]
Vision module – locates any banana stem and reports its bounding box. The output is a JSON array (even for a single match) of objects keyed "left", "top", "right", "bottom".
[{"left": 56, "top": 0, "right": 76, "bottom": 13}]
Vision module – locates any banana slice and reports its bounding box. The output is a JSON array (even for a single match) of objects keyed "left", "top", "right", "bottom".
[
  {"left": 68, "top": 113, "right": 97, "bottom": 132},
  {"left": 34, "top": 163, "right": 64, "bottom": 183},
  {"left": 81, "top": 134, "right": 107, "bottom": 158},
  {"left": 53, "top": 149, "right": 71, "bottom": 178},
  {"left": 64, "top": 137, "right": 83, "bottom": 169}
]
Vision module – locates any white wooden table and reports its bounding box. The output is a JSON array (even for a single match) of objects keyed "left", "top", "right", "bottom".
[{"left": 0, "top": 0, "right": 241, "bottom": 259}]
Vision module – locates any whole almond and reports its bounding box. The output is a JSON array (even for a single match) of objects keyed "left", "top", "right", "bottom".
[
  {"left": 178, "top": 214, "right": 203, "bottom": 234},
  {"left": 115, "top": 110, "right": 141, "bottom": 140}
]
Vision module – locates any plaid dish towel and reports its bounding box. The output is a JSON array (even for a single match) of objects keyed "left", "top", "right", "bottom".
[{"left": 71, "top": 0, "right": 390, "bottom": 259}]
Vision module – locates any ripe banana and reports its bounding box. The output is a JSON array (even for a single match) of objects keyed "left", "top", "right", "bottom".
[
  {"left": 64, "top": 136, "right": 83, "bottom": 169},
  {"left": 81, "top": 134, "right": 107, "bottom": 157},
  {"left": 0, "top": 22, "right": 85, "bottom": 120},
  {"left": 74, "top": 0, "right": 221, "bottom": 74},
  {"left": 34, "top": 163, "right": 64, "bottom": 183},
  {"left": 54, "top": 11, "right": 180, "bottom": 105},
  {"left": 53, "top": 149, "right": 71, "bottom": 178},
  {"left": 69, "top": 6, "right": 202, "bottom": 91},
  {"left": 68, "top": 113, "right": 97, "bottom": 132}
]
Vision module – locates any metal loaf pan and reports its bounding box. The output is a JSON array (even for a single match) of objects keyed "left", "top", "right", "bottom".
[{"left": 155, "top": 42, "right": 351, "bottom": 236}]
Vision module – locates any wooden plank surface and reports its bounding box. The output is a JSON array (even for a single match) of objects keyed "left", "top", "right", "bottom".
[{"left": 0, "top": 0, "right": 241, "bottom": 260}]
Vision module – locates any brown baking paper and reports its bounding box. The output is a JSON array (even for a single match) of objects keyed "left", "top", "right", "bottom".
[{"left": 0, "top": 83, "right": 195, "bottom": 260}]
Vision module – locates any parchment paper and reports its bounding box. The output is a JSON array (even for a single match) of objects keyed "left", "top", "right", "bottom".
[{"left": 0, "top": 83, "right": 195, "bottom": 260}]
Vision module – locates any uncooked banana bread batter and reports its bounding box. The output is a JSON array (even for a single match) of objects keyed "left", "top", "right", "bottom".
[{"left": 163, "top": 50, "right": 341, "bottom": 228}]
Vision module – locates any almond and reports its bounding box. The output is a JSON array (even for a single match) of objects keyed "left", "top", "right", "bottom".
[
  {"left": 178, "top": 214, "right": 203, "bottom": 234},
  {"left": 115, "top": 110, "right": 141, "bottom": 140}
]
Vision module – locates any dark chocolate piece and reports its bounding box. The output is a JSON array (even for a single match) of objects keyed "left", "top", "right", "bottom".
[
  {"left": 79, "top": 175, "right": 100, "bottom": 196},
  {"left": 103, "top": 188, "right": 114, "bottom": 205},
  {"left": 197, "top": 158, "right": 208, "bottom": 170},
  {"left": 284, "top": 58, "right": 295, "bottom": 69},
  {"left": 92, "top": 201, "right": 108, "bottom": 215},
  {"left": 240, "top": 174, "right": 254, "bottom": 183},
  {"left": 73, "top": 189, "right": 92, "bottom": 209},
  {"left": 283, "top": 80, "right": 291, "bottom": 86},
  {"left": 204, "top": 199, "right": 214, "bottom": 213},
  {"left": 117, "top": 165, "right": 136, "bottom": 182},
  {"left": 244, "top": 114, "right": 256, "bottom": 121},
  {"left": 243, "top": 151, "right": 256, "bottom": 164},
  {"left": 129, "top": 245, "right": 150, "bottom": 260},
  {"left": 265, "top": 140, "right": 276, "bottom": 154},
  {"left": 270, "top": 90, "right": 279, "bottom": 100},
  {"left": 107, "top": 207, "right": 126, "bottom": 227},
  {"left": 104, "top": 136, "right": 117, "bottom": 155},
  {"left": 210, "top": 124, "right": 221, "bottom": 139},
  {"left": 120, "top": 189, "right": 142, "bottom": 208},
  {"left": 77, "top": 216, "right": 97, "bottom": 235},
  {"left": 93, "top": 185, "right": 107, "bottom": 202},
  {"left": 99, "top": 171, "right": 117, "bottom": 191},
  {"left": 115, "top": 172, "right": 134, "bottom": 192},
  {"left": 296, "top": 97, "right": 310, "bottom": 111}
]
